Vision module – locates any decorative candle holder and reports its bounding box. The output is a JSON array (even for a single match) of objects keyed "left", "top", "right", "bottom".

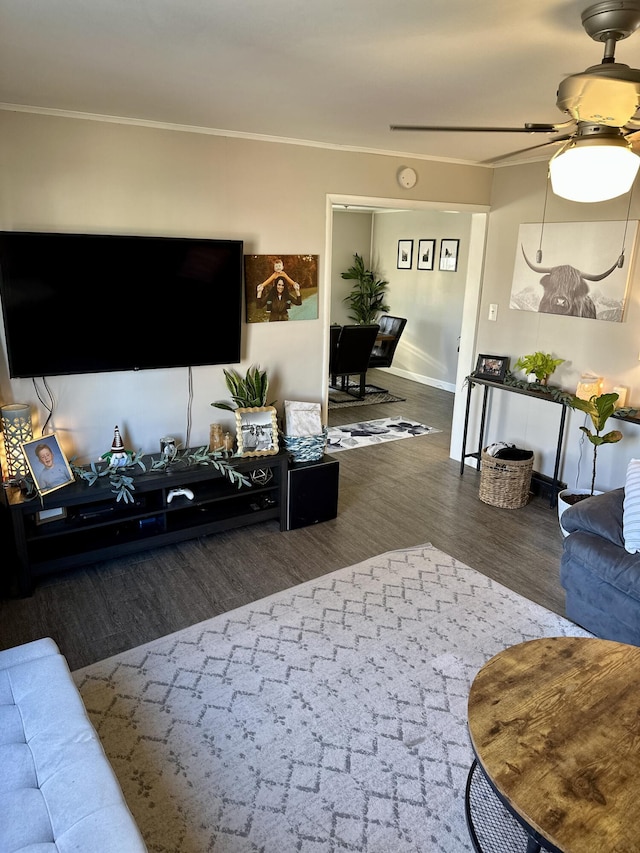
[
  {"left": 1, "top": 403, "right": 33, "bottom": 478},
  {"left": 575, "top": 374, "right": 603, "bottom": 401}
]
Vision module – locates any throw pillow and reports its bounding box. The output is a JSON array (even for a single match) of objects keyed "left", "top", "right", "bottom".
[{"left": 623, "top": 459, "right": 640, "bottom": 553}]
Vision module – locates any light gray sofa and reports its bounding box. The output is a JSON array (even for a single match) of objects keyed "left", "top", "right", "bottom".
[{"left": 0, "top": 637, "right": 147, "bottom": 852}]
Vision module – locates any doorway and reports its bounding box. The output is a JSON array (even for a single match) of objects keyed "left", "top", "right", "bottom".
[{"left": 325, "top": 194, "right": 489, "bottom": 463}]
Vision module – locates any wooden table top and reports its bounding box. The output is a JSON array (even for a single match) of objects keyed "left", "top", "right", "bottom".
[{"left": 468, "top": 636, "right": 640, "bottom": 853}]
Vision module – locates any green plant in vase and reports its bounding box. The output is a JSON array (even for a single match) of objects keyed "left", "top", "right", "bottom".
[
  {"left": 211, "top": 365, "right": 275, "bottom": 410},
  {"left": 568, "top": 392, "right": 623, "bottom": 497},
  {"left": 514, "top": 351, "right": 564, "bottom": 385},
  {"left": 340, "top": 253, "right": 390, "bottom": 325}
]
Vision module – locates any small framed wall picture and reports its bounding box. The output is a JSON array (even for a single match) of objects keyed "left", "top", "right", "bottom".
[
  {"left": 439, "top": 238, "right": 460, "bottom": 271},
  {"left": 235, "top": 406, "right": 279, "bottom": 457},
  {"left": 22, "top": 433, "right": 74, "bottom": 496},
  {"left": 397, "top": 239, "right": 414, "bottom": 270},
  {"left": 417, "top": 239, "right": 435, "bottom": 271},
  {"left": 473, "top": 354, "right": 510, "bottom": 383}
]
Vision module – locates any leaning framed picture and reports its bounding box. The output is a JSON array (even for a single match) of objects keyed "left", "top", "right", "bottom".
[
  {"left": 417, "top": 239, "right": 435, "bottom": 271},
  {"left": 22, "top": 433, "right": 74, "bottom": 496},
  {"left": 439, "top": 238, "right": 460, "bottom": 271},
  {"left": 235, "top": 406, "right": 279, "bottom": 457},
  {"left": 397, "top": 239, "right": 414, "bottom": 270},
  {"left": 473, "top": 354, "right": 510, "bottom": 383}
]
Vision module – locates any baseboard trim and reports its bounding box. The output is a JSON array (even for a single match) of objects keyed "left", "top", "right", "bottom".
[{"left": 379, "top": 367, "right": 455, "bottom": 394}]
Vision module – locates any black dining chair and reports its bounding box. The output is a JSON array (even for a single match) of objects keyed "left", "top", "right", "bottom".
[
  {"left": 329, "top": 324, "right": 380, "bottom": 399},
  {"left": 368, "top": 315, "right": 407, "bottom": 369}
]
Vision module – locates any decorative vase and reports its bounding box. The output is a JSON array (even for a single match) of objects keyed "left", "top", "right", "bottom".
[
  {"left": 557, "top": 488, "right": 602, "bottom": 537},
  {"left": 527, "top": 373, "right": 548, "bottom": 385},
  {"left": 209, "top": 423, "right": 225, "bottom": 452}
]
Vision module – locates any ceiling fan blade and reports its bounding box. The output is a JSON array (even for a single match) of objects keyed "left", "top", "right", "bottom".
[
  {"left": 626, "top": 130, "right": 640, "bottom": 150},
  {"left": 481, "top": 134, "right": 573, "bottom": 165},
  {"left": 389, "top": 123, "right": 566, "bottom": 134}
]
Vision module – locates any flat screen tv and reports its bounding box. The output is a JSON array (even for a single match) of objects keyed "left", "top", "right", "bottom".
[{"left": 0, "top": 231, "right": 243, "bottom": 378}]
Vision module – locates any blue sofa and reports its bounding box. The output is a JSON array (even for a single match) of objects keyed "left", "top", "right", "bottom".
[{"left": 560, "top": 488, "right": 640, "bottom": 645}]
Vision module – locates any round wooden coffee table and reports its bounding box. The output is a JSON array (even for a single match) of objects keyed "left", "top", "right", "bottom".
[{"left": 467, "top": 636, "right": 640, "bottom": 853}]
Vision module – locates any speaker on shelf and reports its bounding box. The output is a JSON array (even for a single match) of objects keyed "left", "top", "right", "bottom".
[{"left": 287, "top": 455, "right": 339, "bottom": 530}]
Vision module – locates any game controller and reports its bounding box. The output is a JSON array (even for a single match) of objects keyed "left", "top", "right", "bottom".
[{"left": 167, "top": 487, "right": 194, "bottom": 503}]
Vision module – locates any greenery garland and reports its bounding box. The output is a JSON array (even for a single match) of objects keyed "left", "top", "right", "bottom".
[
  {"left": 467, "top": 371, "right": 638, "bottom": 418},
  {"left": 70, "top": 446, "right": 249, "bottom": 504}
]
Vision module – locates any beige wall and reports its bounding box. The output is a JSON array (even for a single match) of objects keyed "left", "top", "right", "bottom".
[
  {"left": 0, "top": 110, "right": 492, "bottom": 464},
  {"left": 468, "top": 159, "right": 640, "bottom": 492}
]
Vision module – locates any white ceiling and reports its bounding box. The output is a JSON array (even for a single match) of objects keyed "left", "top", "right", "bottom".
[{"left": 1, "top": 0, "right": 636, "bottom": 166}]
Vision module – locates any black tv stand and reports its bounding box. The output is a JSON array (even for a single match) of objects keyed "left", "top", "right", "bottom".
[{"left": 3, "top": 451, "right": 289, "bottom": 596}]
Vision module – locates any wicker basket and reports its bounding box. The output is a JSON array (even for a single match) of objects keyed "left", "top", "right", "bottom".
[{"left": 479, "top": 448, "right": 534, "bottom": 509}]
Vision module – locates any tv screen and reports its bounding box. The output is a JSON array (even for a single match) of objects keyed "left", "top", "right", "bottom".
[{"left": 0, "top": 231, "right": 243, "bottom": 377}]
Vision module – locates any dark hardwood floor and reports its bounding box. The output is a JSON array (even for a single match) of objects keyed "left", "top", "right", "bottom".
[{"left": 0, "top": 369, "right": 567, "bottom": 670}]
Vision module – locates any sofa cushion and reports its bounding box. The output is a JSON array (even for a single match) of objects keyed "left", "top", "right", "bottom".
[
  {"left": 624, "top": 458, "right": 640, "bottom": 553},
  {"left": 0, "top": 638, "right": 147, "bottom": 853},
  {"left": 561, "top": 487, "right": 625, "bottom": 548},
  {"left": 562, "top": 528, "right": 640, "bottom": 603}
]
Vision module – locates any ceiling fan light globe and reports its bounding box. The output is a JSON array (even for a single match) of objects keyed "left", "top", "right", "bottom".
[{"left": 549, "top": 139, "right": 640, "bottom": 202}]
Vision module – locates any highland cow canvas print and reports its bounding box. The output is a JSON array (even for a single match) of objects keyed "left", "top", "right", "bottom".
[
  {"left": 509, "top": 220, "right": 638, "bottom": 322},
  {"left": 245, "top": 255, "right": 319, "bottom": 323}
]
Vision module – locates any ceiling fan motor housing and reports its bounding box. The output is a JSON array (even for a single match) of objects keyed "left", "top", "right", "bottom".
[
  {"left": 557, "top": 69, "right": 640, "bottom": 125},
  {"left": 557, "top": 3, "right": 640, "bottom": 125},
  {"left": 581, "top": 0, "right": 640, "bottom": 43}
]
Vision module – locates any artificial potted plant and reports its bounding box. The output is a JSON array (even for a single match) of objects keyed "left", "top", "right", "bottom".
[
  {"left": 514, "top": 352, "right": 564, "bottom": 385},
  {"left": 341, "top": 253, "right": 390, "bottom": 325},
  {"left": 211, "top": 365, "right": 274, "bottom": 411},
  {"left": 557, "top": 391, "right": 623, "bottom": 535}
]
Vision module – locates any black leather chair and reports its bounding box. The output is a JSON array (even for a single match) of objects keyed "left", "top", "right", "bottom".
[
  {"left": 368, "top": 315, "right": 407, "bottom": 369},
  {"left": 329, "top": 324, "right": 380, "bottom": 399},
  {"left": 329, "top": 324, "right": 342, "bottom": 369}
]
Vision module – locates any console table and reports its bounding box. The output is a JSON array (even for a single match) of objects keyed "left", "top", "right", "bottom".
[
  {"left": 466, "top": 636, "right": 640, "bottom": 853},
  {"left": 460, "top": 376, "right": 640, "bottom": 507},
  {"left": 460, "top": 377, "right": 568, "bottom": 505}
]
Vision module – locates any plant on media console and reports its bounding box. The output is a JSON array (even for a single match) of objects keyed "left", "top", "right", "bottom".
[{"left": 211, "top": 365, "right": 275, "bottom": 411}]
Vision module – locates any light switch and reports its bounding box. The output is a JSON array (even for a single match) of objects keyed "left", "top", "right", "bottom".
[{"left": 488, "top": 303, "right": 498, "bottom": 322}]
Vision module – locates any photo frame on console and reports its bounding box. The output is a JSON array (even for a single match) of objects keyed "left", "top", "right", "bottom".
[
  {"left": 22, "top": 433, "right": 74, "bottom": 496},
  {"left": 473, "top": 354, "right": 510, "bottom": 383},
  {"left": 235, "top": 406, "right": 279, "bottom": 457}
]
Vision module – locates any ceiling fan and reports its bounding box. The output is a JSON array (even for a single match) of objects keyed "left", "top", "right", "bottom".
[{"left": 391, "top": 1, "right": 640, "bottom": 174}]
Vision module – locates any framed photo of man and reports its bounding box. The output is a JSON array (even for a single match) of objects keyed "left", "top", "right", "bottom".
[{"left": 23, "top": 433, "right": 74, "bottom": 495}]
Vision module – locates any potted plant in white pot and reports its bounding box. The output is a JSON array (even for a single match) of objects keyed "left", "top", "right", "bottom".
[
  {"left": 514, "top": 351, "right": 564, "bottom": 386},
  {"left": 558, "top": 391, "right": 623, "bottom": 536}
]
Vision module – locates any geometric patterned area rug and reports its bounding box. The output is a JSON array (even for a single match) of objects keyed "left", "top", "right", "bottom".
[
  {"left": 329, "top": 383, "right": 405, "bottom": 409},
  {"left": 327, "top": 416, "right": 440, "bottom": 452},
  {"left": 74, "top": 543, "right": 591, "bottom": 853}
]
